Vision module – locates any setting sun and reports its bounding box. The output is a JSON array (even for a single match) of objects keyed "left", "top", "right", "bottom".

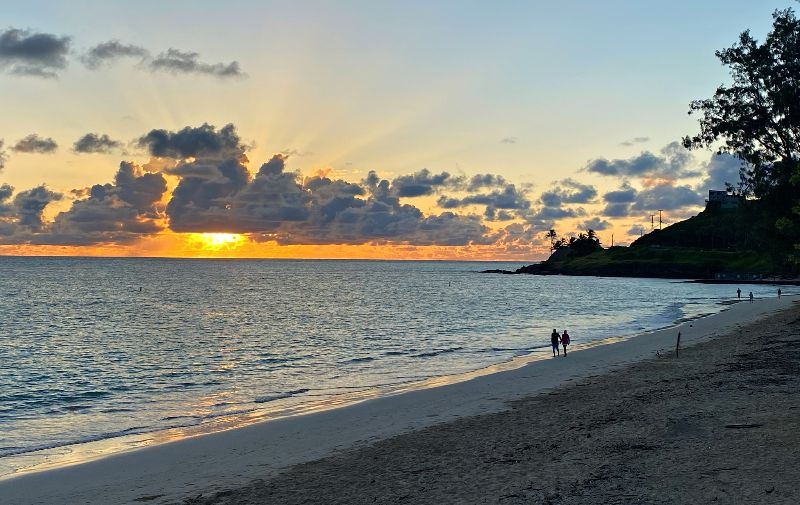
[{"left": 190, "top": 233, "right": 246, "bottom": 250}]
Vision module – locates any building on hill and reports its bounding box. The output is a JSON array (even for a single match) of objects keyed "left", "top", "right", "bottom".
[{"left": 706, "top": 190, "right": 740, "bottom": 210}]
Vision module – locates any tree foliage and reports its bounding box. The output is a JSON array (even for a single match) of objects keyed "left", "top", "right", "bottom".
[{"left": 684, "top": 8, "right": 800, "bottom": 264}]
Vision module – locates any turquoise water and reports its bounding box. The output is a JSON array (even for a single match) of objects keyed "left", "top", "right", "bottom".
[{"left": 1, "top": 257, "right": 794, "bottom": 477}]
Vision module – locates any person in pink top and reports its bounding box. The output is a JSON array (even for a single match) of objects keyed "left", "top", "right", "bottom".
[{"left": 561, "top": 329, "right": 570, "bottom": 356}]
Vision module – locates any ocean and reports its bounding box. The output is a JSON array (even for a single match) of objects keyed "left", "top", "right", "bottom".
[{"left": 1, "top": 257, "right": 793, "bottom": 478}]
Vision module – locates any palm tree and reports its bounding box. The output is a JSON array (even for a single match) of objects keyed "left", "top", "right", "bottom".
[{"left": 545, "top": 229, "right": 558, "bottom": 252}]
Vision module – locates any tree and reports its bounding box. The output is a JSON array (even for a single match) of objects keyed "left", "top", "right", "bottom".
[
  {"left": 683, "top": 8, "right": 800, "bottom": 265},
  {"left": 545, "top": 229, "right": 558, "bottom": 252}
]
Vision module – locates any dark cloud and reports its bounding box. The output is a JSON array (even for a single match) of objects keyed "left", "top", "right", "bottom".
[
  {"left": 162, "top": 145, "right": 492, "bottom": 246},
  {"left": 390, "top": 169, "right": 455, "bottom": 197},
  {"left": 602, "top": 202, "right": 632, "bottom": 217},
  {"left": 584, "top": 142, "right": 700, "bottom": 179},
  {"left": 137, "top": 123, "right": 246, "bottom": 160},
  {"left": 630, "top": 183, "right": 703, "bottom": 212},
  {"left": 619, "top": 136, "right": 650, "bottom": 147},
  {"left": 0, "top": 183, "right": 13, "bottom": 218},
  {"left": 0, "top": 140, "right": 7, "bottom": 171},
  {"left": 600, "top": 182, "right": 637, "bottom": 217},
  {"left": 697, "top": 153, "right": 742, "bottom": 193},
  {"left": 628, "top": 224, "right": 647, "bottom": 236},
  {"left": 12, "top": 134, "right": 58, "bottom": 154},
  {"left": 602, "top": 182, "right": 637, "bottom": 203},
  {"left": 0, "top": 163, "right": 167, "bottom": 245},
  {"left": 540, "top": 179, "right": 597, "bottom": 207},
  {"left": 579, "top": 217, "right": 610, "bottom": 231},
  {"left": 465, "top": 174, "right": 507, "bottom": 192},
  {"left": 81, "top": 40, "right": 149, "bottom": 69},
  {"left": 437, "top": 183, "right": 531, "bottom": 221},
  {"left": 73, "top": 133, "right": 124, "bottom": 154},
  {"left": 0, "top": 28, "right": 70, "bottom": 78},
  {"left": 149, "top": 49, "right": 243, "bottom": 78},
  {"left": 46, "top": 162, "right": 167, "bottom": 244},
  {"left": 13, "top": 185, "right": 62, "bottom": 231}
]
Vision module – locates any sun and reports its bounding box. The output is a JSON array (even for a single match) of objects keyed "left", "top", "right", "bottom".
[{"left": 188, "top": 233, "right": 246, "bottom": 251}]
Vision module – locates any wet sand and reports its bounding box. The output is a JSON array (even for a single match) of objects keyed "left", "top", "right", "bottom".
[{"left": 191, "top": 300, "right": 800, "bottom": 505}]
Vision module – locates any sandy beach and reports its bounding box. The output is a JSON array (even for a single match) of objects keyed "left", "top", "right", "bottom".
[{"left": 2, "top": 295, "right": 797, "bottom": 505}]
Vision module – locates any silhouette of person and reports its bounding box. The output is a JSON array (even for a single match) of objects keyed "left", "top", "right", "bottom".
[
  {"left": 561, "top": 330, "right": 570, "bottom": 357},
  {"left": 551, "top": 329, "right": 560, "bottom": 357},
  {"left": 737, "top": 288, "right": 741, "bottom": 299},
  {"left": 749, "top": 291, "right": 754, "bottom": 303},
  {"left": 778, "top": 288, "right": 782, "bottom": 299}
]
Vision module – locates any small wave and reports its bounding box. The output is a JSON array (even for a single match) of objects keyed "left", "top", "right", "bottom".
[
  {"left": 0, "top": 425, "right": 154, "bottom": 458},
  {"left": 343, "top": 356, "right": 375, "bottom": 364},
  {"left": 254, "top": 388, "right": 309, "bottom": 404},
  {"left": 410, "top": 346, "right": 463, "bottom": 359},
  {"left": 383, "top": 348, "right": 418, "bottom": 356}
]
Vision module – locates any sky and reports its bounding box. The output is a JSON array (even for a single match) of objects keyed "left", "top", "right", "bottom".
[{"left": 0, "top": 0, "right": 792, "bottom": 259}]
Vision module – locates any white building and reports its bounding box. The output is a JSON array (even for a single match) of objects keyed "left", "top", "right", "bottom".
[{"left": 706, "top": 190, "right": 740, "bottom": 210}]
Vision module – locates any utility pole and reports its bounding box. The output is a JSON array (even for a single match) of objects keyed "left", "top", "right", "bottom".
[
  {"left": 658, "top": 209, "right": 663, "bottom": 230},
  {"left": 650, "top": 214, "right": 656, "bottom": 231}
]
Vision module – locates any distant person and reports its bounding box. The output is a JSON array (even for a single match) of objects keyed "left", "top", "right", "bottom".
[
  {"left": 551, "top": 329, "right": 560, "bottom": 357},
  {"left": 749, "top": 291, "right": 754, "bottom": 303},
  {"left": 737, "top": 288, "right": 741, "bottom": 299},
  {"left": 561, "top": 330, "right": 570, "bottom": 356},
  {"left": 778, "top": 288, "right": 782, "bottom": 299}
]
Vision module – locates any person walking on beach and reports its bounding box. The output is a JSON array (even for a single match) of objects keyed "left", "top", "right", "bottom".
[
  {"left": 749, "top": 291, "right": 754, "bottom": 303},
  {"left": 778, "top": 288, "right": 782, "bottom": 299},
  {"left": 551, "top": 329, "right": 560, "bottom": 357},
  {"left": 561, "top": 329, "right": 570, "bottom": 357},
  {"left": 737, "top": 288, "right": 741, "bottom": 299}
]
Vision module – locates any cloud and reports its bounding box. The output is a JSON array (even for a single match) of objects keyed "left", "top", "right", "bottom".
[
  {"left": 629, "top": 183, "right": 703, "bottom": 212},
  {"left": 0, "top": 183, "right": 14, "bottom": 218},
  {"left": 149, "top": 49, "right": 243, "bottom": 78},
  {"left": 46, "top": 162, "right": 166, "bottom": 244},
  {"left": 156, "top": 128, "right": 494, "bottom": 246},
  {"left": 602, "top": 202, "right": 632, "bottom": 217},
  {"left": 619, "top": 136, "right": 650, "bottom": 147},
  {"left": 628, "top": 224, "right": 647, "bottom": 236},
  {"left": 437, "top": 183, "right": 531, "bottom": 221},
  {"left": 465, "top": 174, "right": 507, "bottom": 192},
  {"left": 12, "top": 134, "right": 58, "bottom": 154},
  {"left": 579, "top": 217, "right": 610, "bottom": 231},
  {"left": 500, "top": 137, "right": 517, "bottom": 144},
  {"left": 13, "top": 185, "right": 63, "bottom": 231},
  {"left": 584, "top": 141, "right": 700, "bottom": 179},
  {"left": 390, "top": 169, "right": 456, "bottom": 197},
  {"left": 602, "top": 182, "right": 637, "bottom": 203},
  {"left": 599, "top": 182, "right": 637, "bottom": 217},
  {"left": 81, "top": 40, "right": 149, "bottom": 69},
  {"left": 73, "top": 133, "right": 124, "bottom": 154},
  {"left": 0, "top": 28, "right": 70, "bottom": 78},
  {"left": 697, "top": 153, "right": 742, "bottom": 193},
  {"left": 137, "top": 123, "right": 246, "bottom": 160},
  {"left": 539, "top": 178, "right": 597, "bottom": 207},
  {"left": 0, "top": 162, "right": 167, "bottom": 245},
  {"left": 0, "top": 140, "right": 7, "bottom": 171}
]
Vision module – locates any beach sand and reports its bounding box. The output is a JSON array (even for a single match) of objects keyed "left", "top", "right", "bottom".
[{"left": 2, "top": 296, "right": 797, "bottom": 504}]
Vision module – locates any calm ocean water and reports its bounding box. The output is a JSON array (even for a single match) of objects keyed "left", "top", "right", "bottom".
[{"left": 1, "top": 257, "right": 795, "bottom": 477}]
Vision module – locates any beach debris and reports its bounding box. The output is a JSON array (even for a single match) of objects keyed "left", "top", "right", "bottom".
[{"left": 723, "top": 423, "right": 763, "bottom": 429}]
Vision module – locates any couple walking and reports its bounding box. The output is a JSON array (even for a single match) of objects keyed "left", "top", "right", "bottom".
[{"left": 550, "top": 329, "right": 570, "bottom": 357}]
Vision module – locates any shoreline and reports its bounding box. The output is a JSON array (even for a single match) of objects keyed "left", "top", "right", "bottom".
[
  {"left": 1, "top": 295, "right": 794, "bottom": 505},
  {"left": 0, "top": 281, "right": 737, "bottom": 481}
]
